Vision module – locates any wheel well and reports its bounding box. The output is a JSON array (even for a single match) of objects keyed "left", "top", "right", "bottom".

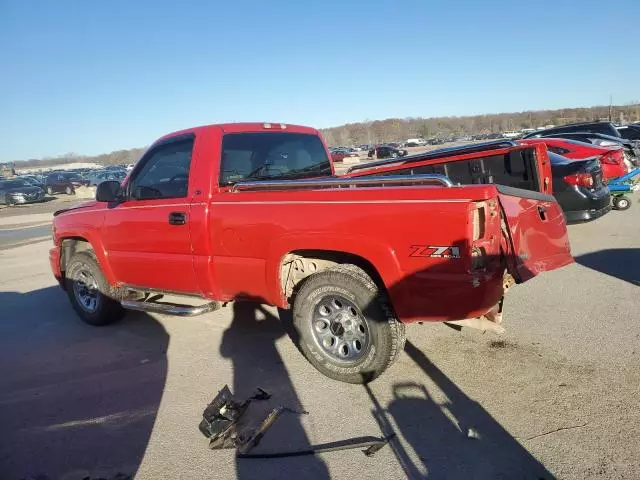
[
  {"left": 280, "top": 249, "right": 386, "bottom": 299},
  {"left": 60, "top": 237, "right": 94, "bottom": 272}
]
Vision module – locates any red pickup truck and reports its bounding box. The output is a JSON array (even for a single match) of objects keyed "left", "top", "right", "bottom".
[{"left": 50, "top": 123, "right": 573, "bottom": 383}]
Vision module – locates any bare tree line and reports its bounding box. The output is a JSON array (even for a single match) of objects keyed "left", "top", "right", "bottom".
[
  {"left": 320, "top": 103, "right": 640, "bottom": 146},
  {"left": 8, "top": 103, "right": 640, "bottom": 168}
]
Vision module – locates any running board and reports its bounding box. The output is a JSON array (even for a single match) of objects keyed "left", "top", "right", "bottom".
[{"left": 121, "top": 299, "right": 220, "bottom": 317}]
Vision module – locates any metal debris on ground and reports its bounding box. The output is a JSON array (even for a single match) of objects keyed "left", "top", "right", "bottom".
[
  {"left": 200, "top": 384, "right": 394, "bottom": 459},
  {"left": 198, "top": 385, "right": 271, "bottom": 449}
]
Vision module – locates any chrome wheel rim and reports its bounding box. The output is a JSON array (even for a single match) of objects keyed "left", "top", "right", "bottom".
[
  {"left": 72, "top": 265, "right": 100, "bottom": 313},
  {"left": 311, "top": 295, "right": 370, "bottom": 363}
]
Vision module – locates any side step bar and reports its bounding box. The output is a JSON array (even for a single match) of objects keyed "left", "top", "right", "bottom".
[{"left": 121, "top": 299, "right": 221, "bottom": 317}]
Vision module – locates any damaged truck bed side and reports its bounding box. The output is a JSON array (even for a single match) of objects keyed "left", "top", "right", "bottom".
[{"left": 49, "top": 124, "right": 573, "bottom": 384}]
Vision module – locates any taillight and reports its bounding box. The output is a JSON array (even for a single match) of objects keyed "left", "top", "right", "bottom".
[
  {"left": 564, "top": 173, "right": 594, "bottom": 188},
  {"left": 600, "top": 150, "right": 623, "bottom": 165}
]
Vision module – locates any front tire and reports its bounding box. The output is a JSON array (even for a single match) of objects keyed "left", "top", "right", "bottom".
[
  {"left": 46, "top": 186, "right": 53, "bottom": 195},
  {"left": 292, "top": 264, "right": 405, "bottom": 384},
  {"left": 65, "top": 186, "right": 74, "bottom": 195},
  {"left": 65, "top": 251, "right": 125, "bottom": 326}
]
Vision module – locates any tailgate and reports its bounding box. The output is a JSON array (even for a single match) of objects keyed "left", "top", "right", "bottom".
[{"left": 497, "top": 185, "right": 573, "bottom": 282}]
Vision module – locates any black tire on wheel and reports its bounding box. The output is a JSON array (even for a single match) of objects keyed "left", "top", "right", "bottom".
[
  {"left": 292, "top": 264, "right": 406, "bottom": 384},
  {"left": 46, "top": 186, "right": 53, "bottom": 195},
  {"left": 65, "top": 251, "right": 125, "bottom": 326},
  {"left": 65, "top": 186, "right": 74, "bottom": 195},
  {"left": 613, "top": 196, "right": 631, "bottom": 211}
]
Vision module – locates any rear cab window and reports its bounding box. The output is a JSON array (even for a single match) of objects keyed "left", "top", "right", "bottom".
[{"left": 219, "top": 132, "right": 331, "bottom": 186}]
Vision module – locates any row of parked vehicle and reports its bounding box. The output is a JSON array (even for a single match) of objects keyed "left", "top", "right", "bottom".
[
  {"left": 348, "top": 121, "right": 640, "bottom": 221},
  {"left": 0, "top": 166, "right": 128, "bottom": 206}
]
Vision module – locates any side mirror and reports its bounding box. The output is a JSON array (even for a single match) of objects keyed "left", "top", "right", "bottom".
[{"left": 96, "top": 181, "right": 122, "bottom": 202}]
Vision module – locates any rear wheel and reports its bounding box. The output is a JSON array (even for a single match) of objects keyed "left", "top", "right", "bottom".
[
  {"left": 292, "top": 264, "right": 405, "bottom": 384},
  {"left": 65, "top": 186, "right": 74, "bottom": 195},
  {"left": 65, "top": 251, "right": 125, "bottom": 326},
  {"left": 5, "top": 197, "right": 16, "bottom": 207},
  {"left": 613, "top": 196, "right": 631, "bottom": 211}
]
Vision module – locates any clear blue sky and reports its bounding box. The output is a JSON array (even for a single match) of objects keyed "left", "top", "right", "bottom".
[{"left": 1, "top": 0, "right": 638, "bottom": 161}]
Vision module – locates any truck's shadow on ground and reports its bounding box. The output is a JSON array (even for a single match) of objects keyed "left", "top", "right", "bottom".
[
  {"left": 365, "top": 340, "right": 554, "bottom": 479},
  {"left": 0, "top": 287, "right": 168, "bottom": 480},
  {"left": 220, "top": 302, "right": 330, "bottom": 479},
  {"left": 575, "top": 248, "right": 640, "bottom": 286}
]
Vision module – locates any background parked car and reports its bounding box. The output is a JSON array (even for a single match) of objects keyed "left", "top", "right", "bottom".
[
  {"left": 547, "top": 152, "right": 611, "bottom": 224},
  {"left": 86, "top": 170, "right": 126, "bottom": 186},
  {"left": 616, "top": 124, "right": 640, "bottom": 141},
  {"left": 0, "top": 178, "right": 45, "bottom": 206},
  {"left": 367, "top": 144, "right": 409, "bottom": 159},
  {"left": 525, "top": 132, "right": 640, "bottom": 167},
  {"left": 44, "top": 172, "right": 80, "bottom": 195},
  {"left": 519, "top": 138, "right": 629, "bottom": 180},
  {"left": 19, "top": 175, "right": 45, "bottom": 189},
  {"left": 330, "top": 148, "right": 359, "bottom": 163},
  {"left": 523, "top": 121, "right": 621, "bottom": 139}
]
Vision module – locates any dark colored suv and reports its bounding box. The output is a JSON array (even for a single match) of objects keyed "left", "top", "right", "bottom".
[
  {"left": 44, "top": 172, "right": 84, "bottom": 195},
  {"left": 523, "top": 121, "right": 620, "bottom": 139}
]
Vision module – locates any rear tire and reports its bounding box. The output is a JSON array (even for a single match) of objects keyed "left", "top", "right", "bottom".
[
  {"left": 613, "top": 196, "right": 631, "bottom": 211},
  {"left": 292, "top": 264, "right": 405, "bottom": 384},
  {"left": 65, "top": 251, "right": 125, "bottom": 326},
  {"left": 6, "top": 198, "right": 16, "bottom": 207},
  {"left": 65, "top": 186, "right": 74, "bottom": 195}
]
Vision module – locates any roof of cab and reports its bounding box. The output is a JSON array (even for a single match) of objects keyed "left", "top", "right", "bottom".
[{"left": 157, "top": 122, "right": 321, "bottom": 142}]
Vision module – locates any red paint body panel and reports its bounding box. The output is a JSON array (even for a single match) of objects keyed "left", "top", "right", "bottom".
[
  {"left": 51, "top": 124, "right": 574, "bottom": 325},
  {"left": 519, "top": 138, "right": 628, "bottom": 180}
]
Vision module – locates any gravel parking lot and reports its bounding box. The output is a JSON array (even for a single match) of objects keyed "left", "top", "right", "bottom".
[{"left": 0, "top": 203, "right": 638, "bottom": 479}]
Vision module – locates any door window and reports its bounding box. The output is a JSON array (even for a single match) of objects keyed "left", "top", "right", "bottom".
[{"left": 129, "top": 138, "right": 194, "bottom": 200}]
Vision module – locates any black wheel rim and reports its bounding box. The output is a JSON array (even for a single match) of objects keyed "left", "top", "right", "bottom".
[{"left": 310, "top": 294, "right": 370, "bottom": 363}]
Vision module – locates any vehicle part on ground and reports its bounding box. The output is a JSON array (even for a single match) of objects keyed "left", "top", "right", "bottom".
[
  {"left": 199, "top": 385, "right": 271, "bottom": 449},
  {"left": 237, "top": 434, "right": 395, "bottom": 458},
  {"left": 236, "top": 406, "right": 309, "bottom": 455},
  {"left": 292, "top": 264, "right": 406, "bottom": 384},
  {"left": 65, "top": 251, "right": 125, "bottom": 326}
]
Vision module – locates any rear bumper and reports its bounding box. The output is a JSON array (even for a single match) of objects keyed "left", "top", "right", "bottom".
[
  {"left": 49, "top": 246, "right": 64, "bottom": 288},
  {"left": 564, "top": 203, "right": 612, "bottom": 223}
]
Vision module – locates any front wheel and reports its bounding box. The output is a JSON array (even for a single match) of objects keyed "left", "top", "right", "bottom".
[
  {"left": 65, "top": 186, "right": 74, "bottom": 195},
  {"left": 65, "top": 251, "right": 125, "bottom": 326},
  {"left": 292, "top": 264, "right": 405, "bottom": 384},
  {"left": 613, "top": 196, "right": 631, "bottom": 211},
  {"left": 46, "top": 186, "right": 53, "bottom": 195}
]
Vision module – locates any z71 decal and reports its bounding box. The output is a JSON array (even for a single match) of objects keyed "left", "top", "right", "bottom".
[{"left": 409, "top": 245, "right": 461, "bottom": 259}]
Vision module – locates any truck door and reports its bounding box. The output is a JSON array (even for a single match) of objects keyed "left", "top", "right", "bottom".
[
  {"left": 497, "top": 186, "right": 573, "bottom": 282},
  {"left": 100, "top": 134, "right": 199, "bottom": 294}
]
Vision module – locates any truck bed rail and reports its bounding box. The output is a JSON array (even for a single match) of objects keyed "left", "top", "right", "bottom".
[{"left": 230, "top": 174, "right": 454, "bottom": 192}]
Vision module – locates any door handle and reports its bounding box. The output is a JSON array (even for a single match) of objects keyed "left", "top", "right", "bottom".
[
  {"left": 537, "top": 205, "right": 547, "bottom": 221},
  {"left": 168, "top": 212, "right": 187, "bottom": 225}
]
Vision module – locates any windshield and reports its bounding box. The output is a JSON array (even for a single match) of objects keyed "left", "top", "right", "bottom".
[
  {"left": 62, "top": 173, "right": 84, "bottom": 181},
  {"left": 1, "top": 179, "right": 30, "bottom": 188},
  {"left": 219, "top": 132, "right": 331, "bottom": 185}
]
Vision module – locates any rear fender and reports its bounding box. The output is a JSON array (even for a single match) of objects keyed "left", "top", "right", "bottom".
[{"left": 266, "top": 233, "right": 403, "bottom": 307}]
